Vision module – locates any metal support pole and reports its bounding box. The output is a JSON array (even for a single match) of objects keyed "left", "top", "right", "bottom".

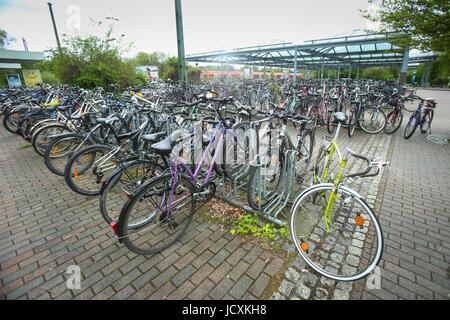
[
  {"left": 47, "top": 3, "right": 61, "bottom": 52},
  {"left": 263, "top": 58, "right": 266, "bottom": 80},
  {"left": 356, "top": 68, "right": 359, "bottom": 79},
  {"left": 293, "top": 47, "right": 298, "bottom": 84},
  {"left": 348, "top": 65, "right": 352, "bottom": 79},
  {"left": 398, "top": 47, "right": 409, "bottom": 85},
  {"left": 174, "top": 0, "right": 186, "bottom": 82},
  {"left": 424, "top": 62, "right": 431, "bottom": 88},
  {"left": 337, "top": 64, "right": 340, "bottom": 80},
  {"left": 226, "top": 56, "right": 230, "bottom": 84},
  {"left": 420, "top": 64, "right": 426, "bottom": 87}
]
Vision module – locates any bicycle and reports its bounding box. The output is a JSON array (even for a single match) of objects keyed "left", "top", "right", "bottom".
[
  {"left": 290, "top": 112, "right": 388, "bottom": 281},
  {"left": 404, "top": 96, "right": 437, "bottom": 139},
  {"left": 114, "top": 95, "right": 248, "bottom": 254}
]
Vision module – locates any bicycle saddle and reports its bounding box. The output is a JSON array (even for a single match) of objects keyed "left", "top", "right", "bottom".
[
  {"left": 96, "top": 117, "right": 119, "bottom": 124},
  {"left": 334, "top": 112, "right": 347, "bottom": 123},
  {"left": 150, "top": 130, "right": 184, "bottom": 155},
  {"left": 142, "top": 131, "right": 166, "bottom": 143}
]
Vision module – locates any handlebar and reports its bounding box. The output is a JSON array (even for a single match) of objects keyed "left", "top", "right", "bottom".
[{"left": 343, "top": 149, "right": 389, "bottom": 179}]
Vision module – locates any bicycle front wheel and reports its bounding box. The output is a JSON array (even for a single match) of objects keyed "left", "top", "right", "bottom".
[
  {"left": 117, "top": 174, "right": 196, "bottom": 255},
  {"left": 384, "top": 110, "right": 403, "bottom": 135},
  {"left": 290, "top": 183, "right": 383, "bottom": 281},
  {"left": 64, "top": 144, "right": 118, "bottom": 196},
  {"left": 358, "top": 108, "right": 386, "bottom": 134}
]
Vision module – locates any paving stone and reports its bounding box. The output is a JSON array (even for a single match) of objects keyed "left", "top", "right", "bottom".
[
  {"left": 278, "top": 280, "right": 295, "bottom": 296},
  {"left": 296, "top": 285, "right": 311, "bottom": 300}
]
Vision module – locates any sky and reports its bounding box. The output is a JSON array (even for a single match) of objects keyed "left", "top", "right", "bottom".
[{"left": 0, "top": 0, "right": 379, "bottom": 59}]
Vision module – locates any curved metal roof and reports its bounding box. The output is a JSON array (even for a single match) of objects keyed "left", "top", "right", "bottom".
[{"left": 186, "top": 33, "right": 438, "bottom": 69}]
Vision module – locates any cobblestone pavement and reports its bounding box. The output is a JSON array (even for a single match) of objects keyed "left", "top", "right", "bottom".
[
  {"left": 1, "top": 89, "right": 449, "bottom": 300},
  {"left": 270, "top": 89, "right": 450, "bottom": 300}
]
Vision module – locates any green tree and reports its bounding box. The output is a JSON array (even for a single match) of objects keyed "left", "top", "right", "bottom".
[
  {"left": 46, "top": 23, "right": 146, "bottom": 89},
  {"left": 362, "top": 0, "right": 449, "bottom": 53}
]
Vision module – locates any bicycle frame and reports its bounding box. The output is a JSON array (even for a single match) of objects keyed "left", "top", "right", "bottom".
[{"left": 314, "top": 121, "right": 344, "bottom": 184}]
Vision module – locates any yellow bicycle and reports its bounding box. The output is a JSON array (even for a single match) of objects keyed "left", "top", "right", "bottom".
[{"left": 290, "top": 112, "right": 388, "bottom": 281}]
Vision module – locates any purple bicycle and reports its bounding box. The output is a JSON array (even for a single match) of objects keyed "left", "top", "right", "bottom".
[{"left": 115, "top": 96, "right": 252, "bottom": 255}]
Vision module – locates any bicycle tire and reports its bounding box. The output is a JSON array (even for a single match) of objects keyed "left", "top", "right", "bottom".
[
  {"left": 420, "top": 109, "right": 434, "bottom": 133},
  {"left": 117, "top": 173, "right": 196, "bottom": 255},
  {"left": 3, "top": 106, "right": 29, "bottom": 134},
  {"left": 384, "top": 110, "right": 403, "bottom": 135},
  {"left": 246, "top": 142, "right": 284, "bottom": 210},
  {"left": 290, "top": 183, "right": 383, "bottom": 281},
  {"left": 31, "top": 123, "right": 71, "bottom": 156},
  {"left": 348, "top": 109, "right": 357, "bottom": 137},
  {"left": 222, "top": 120, "right": 255, "bottom": 181},
  {"left": 44, "top": 133, "right": 88, "bottom": 176},
  {"left": 404, "top": 112, "right": 419, "bottom": 139},
  {"left": 326, "top": 111, "right": 336, "bottom": 134},
  {"left": 358, "top": 107, "right": 386, "bottom": 134},
  {"left": 64, "top": 144, "right": 117, "bottom": 196},
  {"left": 100, "top": 158, "right": 164, "bottom": 224},
  {"left": 295, "top": 130, "right": 315, "bottom": 179}
]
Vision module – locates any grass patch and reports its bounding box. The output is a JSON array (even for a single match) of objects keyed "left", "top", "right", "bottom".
[{"left": 18, "top": 143, "right": 32, "bottom": 149}]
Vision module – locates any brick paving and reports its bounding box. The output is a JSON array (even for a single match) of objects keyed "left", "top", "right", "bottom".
[
  {"left": 1, "top": 88, "right": 449, "bottom": 300},
  {"left": 353, "top": 89, "right": 450, "bottom": 300},
  {"left": 0, "top": 126, "right": 284, "bottom": 300}
]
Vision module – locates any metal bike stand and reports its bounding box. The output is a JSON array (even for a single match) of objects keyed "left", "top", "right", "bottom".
[
  {"left": 262, "top": 149, "right": 298, "bottom": 222},
  {"left": 213, "top": 148, "right": 299, "bottom": 227}
]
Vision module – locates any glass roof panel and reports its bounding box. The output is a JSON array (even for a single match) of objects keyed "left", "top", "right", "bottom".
[
  {"left": 375, "top": 42, "right": 393, "bottom": 51},
  {"left": 346, "top": 45, "right": 361, "bottom": 52},
  {"left": 361, "top": 44, "right": 376, "bottom": 51}
]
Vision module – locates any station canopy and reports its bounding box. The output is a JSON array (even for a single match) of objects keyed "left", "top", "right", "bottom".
[
  {"left": 0, "top": 48, "right": 44, "bottom": 69},
  {"left": 186, "top": 33, "right": 438, "bottom": 70}
]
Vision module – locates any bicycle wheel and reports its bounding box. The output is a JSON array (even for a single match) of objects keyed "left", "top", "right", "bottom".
[
  {"left": 100, "top": 158, "right": 164, "bottom": 224},
  {"left": 246, "top": 138, "right": 283, "bottom": 210},
  {"left": 420, "top": 109, "right": 434, "bottom": 133},
  {"left": 348, "top": 109, "right": 357, "bottom": 137},
  {"left": 295, "top": 130, "right": 314, "bottom": 179},
  {"left": 44, "top": 133, "right": 90, "bottom": 176},
  {"left": 117, "top": 174, "right": 196, "bottom": 255},
  {"left": 290, "top": 183, "right": 383, "bottom": 281},
  {"left": 31, "top": 123, "right": 71, "bottom": 156},
  {"left": 222, "top": 120, "right": 255, "bottom": 181},
  {"left": 404, "top": 112, "right": 419, "bottom": 139},
  {"left": 3, "top": 105, "right": 29, "bottom": 134},
  {"left": 358, "top": 108, "right": 386, "bottom": 134},
  {"left": 326, "top": 111, "right": 336, "bottom": 134},
  {"left": 64, "top": 144, "right": 118, "bottom": 196},
  {"left": 384, "top": 110, "right": 403, "bottom": 134}
]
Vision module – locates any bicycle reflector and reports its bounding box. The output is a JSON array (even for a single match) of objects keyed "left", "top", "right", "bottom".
[
  {"left": 110, "top": 221, "right": 118, "bottom": 235},
  {"left": 300, "top": 240, "right": 309, "bottom": 252},
  {"left": 355, "top": 214, "right": 365, "bottom": 228}
]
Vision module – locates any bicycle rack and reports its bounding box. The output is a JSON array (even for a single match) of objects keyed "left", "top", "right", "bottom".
[{"left": 213, "top": 148, "right": 299, "bottom": 226}]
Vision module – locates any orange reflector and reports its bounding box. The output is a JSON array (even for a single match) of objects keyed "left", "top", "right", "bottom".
[
  {"left": 74, "top": 170, "right": 79, "bottom": 180},
  {"left": 13, "top": 113, "right": 19, "bottom": 118},
  {"left": 301, "top": 241, "right": 309, "bottom": 251},
  {"left": 52, "top": 146, "right": 58, "bottom": 155},
  {"left": 256, "top": 197, "right": 260, "bottom": 202},
  {"left": 355, "top": 215, "right": 365, "bottom": 226},
  {"left": 86, "top": 154, "right": 91, "bottom": 161}
]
